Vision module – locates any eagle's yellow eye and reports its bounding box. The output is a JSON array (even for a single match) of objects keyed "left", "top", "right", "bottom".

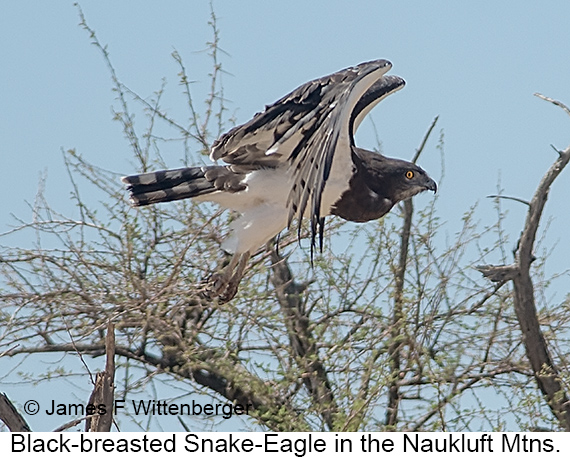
[{"left": 405, "top": 170, "right": 414, "bottom": 179}]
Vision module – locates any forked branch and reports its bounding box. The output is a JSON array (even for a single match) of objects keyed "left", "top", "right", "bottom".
[{"left": 478, "top": 95, "right": 570, "bottom": 430}]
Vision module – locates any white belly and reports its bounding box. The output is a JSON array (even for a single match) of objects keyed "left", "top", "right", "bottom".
[{"left": 194, "top": 167, "right": 350, "bottom": 254}]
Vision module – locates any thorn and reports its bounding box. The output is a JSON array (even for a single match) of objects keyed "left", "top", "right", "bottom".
[{"left": 550, "top": 144, "right": 563, "bottom": 157}]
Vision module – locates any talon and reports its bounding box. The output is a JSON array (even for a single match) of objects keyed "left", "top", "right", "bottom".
[{"left": 201, "top": 252, "right": 251, "bottom": 302}]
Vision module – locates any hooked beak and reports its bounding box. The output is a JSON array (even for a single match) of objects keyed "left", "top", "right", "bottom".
[{"left": 425, "top": 177, "right": 437, "bottom": 193}]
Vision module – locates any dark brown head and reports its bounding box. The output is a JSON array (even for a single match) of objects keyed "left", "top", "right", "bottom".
[
  {"left": 354, "top": 147, "right": 437, "bottom": 205},
  {"left": 331, "top": 147, "right": 436, "bottom": 223}
]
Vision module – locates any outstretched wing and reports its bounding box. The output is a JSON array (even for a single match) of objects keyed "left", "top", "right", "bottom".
[{"left": 211, "top": 59, "right": 405, "bottom": 252}]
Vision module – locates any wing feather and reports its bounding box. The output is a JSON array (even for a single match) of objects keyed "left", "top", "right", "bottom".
[{"left": 210, "top": 59, "right": 405, "bottom": 254}]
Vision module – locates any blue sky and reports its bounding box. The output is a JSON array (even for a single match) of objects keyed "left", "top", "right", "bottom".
[
  {"left": 1, "top": 1, "right": 570, "bottom": 431},
  {"left": 2, "top": 2, "right": 570, "bottom": 246}
]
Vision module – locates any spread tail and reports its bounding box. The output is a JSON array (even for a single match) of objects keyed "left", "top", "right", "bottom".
[{"left": 121, "top": 167, "right": 216, "bottom": 206}]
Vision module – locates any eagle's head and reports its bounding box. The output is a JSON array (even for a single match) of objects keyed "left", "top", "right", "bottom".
[
  {"left": 380, "top": 158, "right": 437, "bottom": 203},
  {"left": 331, "top": 147, "right": 437, "bottom": 223},
  {"left": 355, "top": 147, "right": 436, "bottom": 203}
]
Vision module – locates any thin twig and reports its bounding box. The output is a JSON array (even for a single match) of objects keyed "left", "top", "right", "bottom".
[
  {"left": 487, "top": 194, "right": 530, "bottom": 207},
  {"left": 535, "top": 93, "right": 570, "bottom": 119},
  {"left": 412, "top": 115, "right": 439, "bottom": 163}
]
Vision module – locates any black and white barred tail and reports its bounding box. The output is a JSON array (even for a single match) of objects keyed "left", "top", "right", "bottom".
[{"left": 122, "top": 166, "right": 246, "bottom": 207}]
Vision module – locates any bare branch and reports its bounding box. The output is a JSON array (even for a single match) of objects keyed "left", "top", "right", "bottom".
[
  {"left": 511, "top": 140, "right": 570, "bottom": 429},
  {"left": 54, "top": 415, "right": 92, "bottom": 432},
  {"left": 480, "top": 117, "right": 570, "bottom": 428},
  {"left": 85, "top": 322, "right": 115, "bottom": 432},
  {"left": 534, "top": 93, "right": 570, "bottom": 119},
  {"left": 476, "top": 264, "right": 518, "bottom": 282},
  {"left": 0, "top": 393, "right": 31, "bottom": 432}
]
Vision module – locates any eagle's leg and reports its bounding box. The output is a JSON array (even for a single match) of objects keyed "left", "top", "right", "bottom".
[
  {"left": 205, "top": 251, "right": 250, "bottom": 301},
  {"left": 222, "top": 251, "right": 251, "bottom": 301}
]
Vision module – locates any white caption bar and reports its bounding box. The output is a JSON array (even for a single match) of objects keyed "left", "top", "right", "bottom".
[{"left": 1, "top": 432, "right": 566, "bottom": 456}]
